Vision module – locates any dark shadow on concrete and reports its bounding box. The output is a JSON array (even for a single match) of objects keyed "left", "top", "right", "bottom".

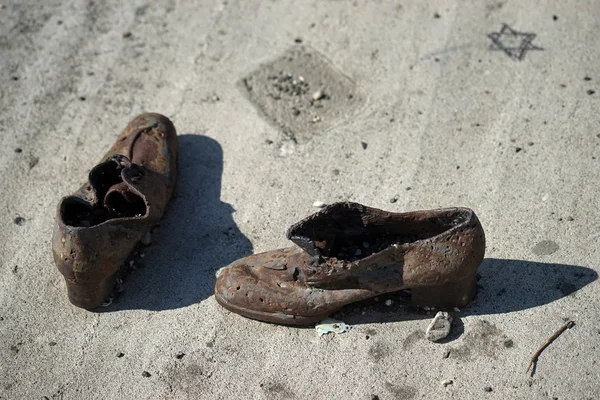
[
  {"left": 465, "top": 258, "right": 596, "bottom": 316},
  {"left": 105, "top": 134, "right": 253, "bottom": 311},
  {"left": 334, "top": 258, "right": 597, "bottom": 326}
]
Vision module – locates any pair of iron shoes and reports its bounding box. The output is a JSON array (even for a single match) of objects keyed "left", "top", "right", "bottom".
[{"left": 52, "top": 114, "right": 485, "bottom": 326}]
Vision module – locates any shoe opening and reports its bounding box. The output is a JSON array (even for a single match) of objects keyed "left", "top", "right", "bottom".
[
  {"left": 289, "top": 203, "right": 471, "bottom": 262},
  {"left": 104, "top": 182, "right": 146, "bottom": 219},
  {"left": 60, "top": 158, "right": 147, "bottom": 227},
  {"left": 60, "top": 197, "right": 111, "bottom": 227}
]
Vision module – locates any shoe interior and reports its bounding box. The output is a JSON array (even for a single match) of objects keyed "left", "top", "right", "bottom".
[
  {"left": 60, "top": 160, "right": 146, "bottom": 227},
  {"left": 290, "top": 203, "right": 470, "bottom": 262}
]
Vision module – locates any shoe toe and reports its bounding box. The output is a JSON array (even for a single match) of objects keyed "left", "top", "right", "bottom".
[
  {"left": 214, "top": 251, "right": 296, "bottom": 314},
  {"left": 214, "top": 249, "right": 374, "bottom": 325}
]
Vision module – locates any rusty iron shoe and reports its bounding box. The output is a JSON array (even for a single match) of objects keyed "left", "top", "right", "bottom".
[
  {"left": 52, "top": 113, "right": 178, "bottom": 309},
  {"left": 215, "top": 202, "right": 485, "bottom": 325}
]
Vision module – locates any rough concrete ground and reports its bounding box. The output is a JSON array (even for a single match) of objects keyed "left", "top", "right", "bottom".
[{"left": 1, "top": 0, "right": 599, "bottom": 399}]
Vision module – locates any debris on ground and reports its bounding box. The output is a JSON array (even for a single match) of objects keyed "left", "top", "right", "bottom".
[
  {"left": 425, "top": 311, "right": 453, "bottom": 342},
  {"left": 526, "top": 320, "right": 575, "bottom": 376},
  {"left": 315, "top": 318, "right": 351, "bottom": 337},
  {"left": 441, "top": 379, "right": 453, "bottom": 387},
  {"left": 100, "top": 296, "right": 113, "bottom": 308},
  {"left": 312, "top": 201, "right": 326, "bottom": 208},
  {"left": 312, "top": 89, "right": 326, "bottom": 101}
]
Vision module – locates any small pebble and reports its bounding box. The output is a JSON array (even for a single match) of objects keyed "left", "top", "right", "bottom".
[
  {"left": 142, "top": 371, "right": 151, "bottom": 378},
  {"left": 484, "top": 386, "right": 493, "bottom": 392},
  {"left": 100, "top": 296, "right": 113, "bottom": 308},
  {"left": 384, "top": 299, "right": 393, "bottom": 306},
  {"left": 425, "top": 311, "right": 453, "bottom": 342},
  {"left": 313, "top": 201, "right": 326, "bottom": 208},
  {"left": 441, "top": 379, "right": 453, "bottom": 387},
  {"left": 312, "top": 89, "right": 325, "bottom": 101},
  {"left": 390, "top": 197, "right": 398, "bottom": 203},
  {"left": 140, "top": 231, "right": 152, "bottom": 245}
]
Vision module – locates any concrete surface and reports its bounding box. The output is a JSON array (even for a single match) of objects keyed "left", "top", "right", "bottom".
[{"left": 1, "top": 0, "right": 599, "bottom": 399}]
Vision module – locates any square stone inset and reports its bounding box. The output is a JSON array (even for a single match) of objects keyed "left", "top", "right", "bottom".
[{"left": 241, "top": 45, "right": 364, "bottom": 143}]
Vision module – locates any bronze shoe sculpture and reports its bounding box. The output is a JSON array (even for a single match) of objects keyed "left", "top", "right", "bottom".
[
  {"left": 52, "top": 113, "right": 178, "bottom": 309},
  {"left": 215, "top": 202, "right": 485, "bottom": 325}
]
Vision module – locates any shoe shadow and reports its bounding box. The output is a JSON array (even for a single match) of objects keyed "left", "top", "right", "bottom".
[
  {"left": 106, "top": 134, "right": 253, "bottom": 311},
  {"left": 335, "top": 258, "right": 598, "bottom": 326}
]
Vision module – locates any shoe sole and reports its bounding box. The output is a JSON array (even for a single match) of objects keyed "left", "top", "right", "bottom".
[{"left": 214, "top": 292, "right": 338, "bottom": 326}]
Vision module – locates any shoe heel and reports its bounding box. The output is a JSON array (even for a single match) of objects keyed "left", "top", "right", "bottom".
[
  {"left": 64, "top": 275, "right": 116, "bottom": 309},
  {"left": 411, "top": 274, "right": 477, "bottom": 309}
]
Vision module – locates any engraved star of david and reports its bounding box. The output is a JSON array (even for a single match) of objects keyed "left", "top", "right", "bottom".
[{"left": 488, "top": 24, "right": 543, "bottom": 61}]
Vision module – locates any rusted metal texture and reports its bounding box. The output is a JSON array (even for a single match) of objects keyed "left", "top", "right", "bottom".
[
  {"left": 215, "top": 202, "right": 485, "bottom": 325},
  {"left": 52, "top": 113, "right": 178, "bottom": 309}
]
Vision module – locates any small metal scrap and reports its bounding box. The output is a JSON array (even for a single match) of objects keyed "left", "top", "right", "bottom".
[
  {"left": 315, "top": 318, "right": 351, "bottom": 337},
  {"left": 526, "top": 320, "right": 575, "bottom": 376}
]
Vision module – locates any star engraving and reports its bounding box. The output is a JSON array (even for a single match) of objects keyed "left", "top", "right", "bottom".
[{"left": 488, "top": 24, "right": 543, "bottom": 61}]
